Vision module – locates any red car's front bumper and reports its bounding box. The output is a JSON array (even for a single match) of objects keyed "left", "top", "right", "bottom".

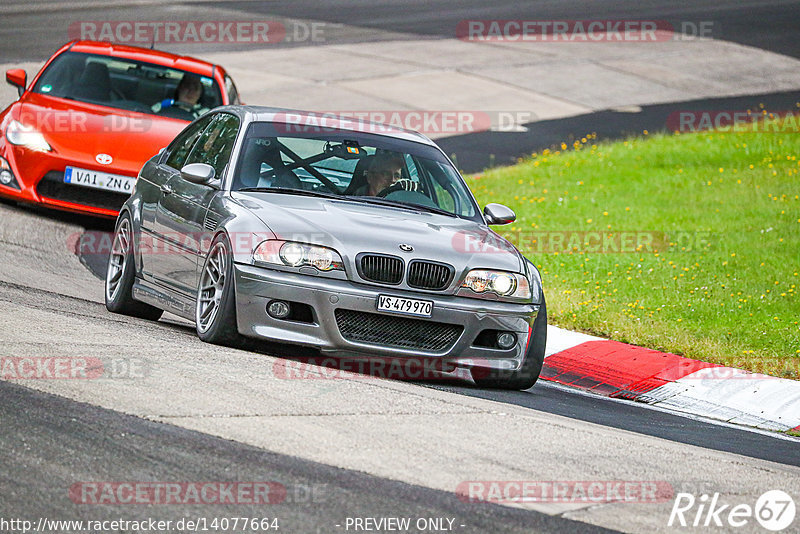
[{"left": 0, "top": 144, "right": 130, "bottom": 218}]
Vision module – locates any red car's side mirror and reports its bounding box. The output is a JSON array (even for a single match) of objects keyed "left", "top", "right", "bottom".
[{"left": 6, "top": 69, "right": 27, "bottom": 97}]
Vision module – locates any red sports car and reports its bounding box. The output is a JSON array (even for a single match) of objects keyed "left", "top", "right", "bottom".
[{"left": 0, "top": 40, "right": 241, "bottom": 217}]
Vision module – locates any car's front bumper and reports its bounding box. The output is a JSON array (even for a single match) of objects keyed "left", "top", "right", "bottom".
[
  {"left": 234, "top": 263, "right": 540, "bottom": 371},
  {"left": 0, "top": 145, "right": 126, "bottom": 217}
]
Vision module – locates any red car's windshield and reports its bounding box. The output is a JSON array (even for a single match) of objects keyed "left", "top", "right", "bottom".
[{"left": 32, "top": 51, "right": 223, "bottom": 120}]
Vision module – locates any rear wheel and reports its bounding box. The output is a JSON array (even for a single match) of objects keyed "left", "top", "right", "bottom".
[
  {"left": 195, "top": 234, "right": 240, "bottom": 346},
  {"left": 472, "top": 300, "right": 547, "bottom": 390},
  {"left": 105, "top": 214, "right": 163, "bottom": 320}
]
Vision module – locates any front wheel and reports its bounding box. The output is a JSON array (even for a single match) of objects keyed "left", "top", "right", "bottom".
[
  {"left": 195, "top": 234, "right": 240, "bottom": 346},
  {"left": 472, "top": 300, "right": 547, "bottom": 390},
  {"left": 105, "top": 214, "right": 163, "bottom": 321}
]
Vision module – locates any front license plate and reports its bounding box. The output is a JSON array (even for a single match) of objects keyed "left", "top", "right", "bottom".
[
  {"left": 64, "top": 166, "right": 135, "bottom": 194},
  {"left": 377, "top": 295, "right": 433, "bottom": 317}
]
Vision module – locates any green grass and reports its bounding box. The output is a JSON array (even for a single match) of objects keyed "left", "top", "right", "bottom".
[{"left": 466, "top": 123, "right": 800, "bottom": 377}]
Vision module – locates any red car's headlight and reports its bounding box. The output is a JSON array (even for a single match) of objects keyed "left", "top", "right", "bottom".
[{"left": 6, "top": 120, "right": 52, "bottom": 152}]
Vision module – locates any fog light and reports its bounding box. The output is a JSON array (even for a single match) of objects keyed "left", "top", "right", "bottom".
[
  {"left": 267, "top": 300, "right": 291, "bottom": 319},
  {"left": 0, "top": 170, "right": 12, "bottom": 185},
  {"left": 496, "top": 332, "right": 516, "bottom": 349}
]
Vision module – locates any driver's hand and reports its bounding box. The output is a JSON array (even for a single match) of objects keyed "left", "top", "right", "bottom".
[{"left": 393, "top": 179, "right": 420, "bottom": 192}]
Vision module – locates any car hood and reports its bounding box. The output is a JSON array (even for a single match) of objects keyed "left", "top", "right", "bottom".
[
  {"left": 17, "top": 93, "right": 187, "bottom": 175},
  {"left": 232, "top": 192, "right": 524, "bottom": 275}
]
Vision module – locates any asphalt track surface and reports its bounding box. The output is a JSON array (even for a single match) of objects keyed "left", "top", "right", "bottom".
[
  {"left": 0, "top": 380, "right": 617, "bottom": 534},
  {"left": 438, "top": 89, "right": 800, "bottom": 171},
  {"left": 2, "top": 0, "right": 800, "bottom": 60}
]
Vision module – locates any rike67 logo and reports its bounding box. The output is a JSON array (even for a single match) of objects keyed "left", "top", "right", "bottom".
[{"left": 669, "top": 490, "right": 796, "bottom": 531}]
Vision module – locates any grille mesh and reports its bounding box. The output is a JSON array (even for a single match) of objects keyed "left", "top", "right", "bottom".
[
  {"left": 335, "top": 309, "right": 462, "bottom": 352},
  {"left": 36, "top": 171, "right": 128, "bottom": 211},
  {"left": 359, "top": 254, "right": 404, "bottom": 284},
  {"left": 407, "top": 260, "right": 453, "bottom": 290}
]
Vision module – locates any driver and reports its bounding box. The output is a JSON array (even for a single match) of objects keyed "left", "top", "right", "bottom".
[
  {"left": 359, "top": 154, "right": 420, "bottom": 196},
  {"left": 152, "top": 74, "right": 208, "bottom": 120}
]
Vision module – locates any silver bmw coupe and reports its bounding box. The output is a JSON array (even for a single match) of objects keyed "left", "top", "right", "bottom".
[{"left": 105, "top": 106, "right": 546, "bottom": 389}]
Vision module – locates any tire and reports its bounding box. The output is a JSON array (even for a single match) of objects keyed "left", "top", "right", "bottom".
[
  {"left": 105, "top": 213, "right": 163, "bottom": 321},
  {"left": 472, "top": 300, "right": 547, "bottom": 390},
  {"left": 195, "top": 233, "right": 240, "bottom": 346}
]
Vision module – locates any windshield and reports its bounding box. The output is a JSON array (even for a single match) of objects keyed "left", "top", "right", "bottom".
[
  {"left": 32, "top": 51, "right": 223, "bottom": 119},
  {"left": 232, "top": 122, "right": 480, "bottom": 220}
]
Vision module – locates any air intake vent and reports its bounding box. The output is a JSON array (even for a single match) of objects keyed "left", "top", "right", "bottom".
[
  {"left": 335, "top": 309, "right": 463, "bottom": 352},
  {"left": 203, "top": 212, "right": 220, "bottom": 231},
  {"left": 407, "top": 260, "right": 454, "bottom": 290},
  {"left": 358, "top": 254, "right": 404, "bottom": 285}
]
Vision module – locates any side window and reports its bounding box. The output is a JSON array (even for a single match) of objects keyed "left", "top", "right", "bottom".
[
  {"left": 164, "top": 115, "right": 214, "bottom": 170},
  {"left": 184, "top": 114, "right": 240, "bottom": 179},
  {"left": 225, "top": 75, "right": 240, "bottom": 105}
]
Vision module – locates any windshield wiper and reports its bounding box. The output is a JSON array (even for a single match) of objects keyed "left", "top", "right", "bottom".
[
  {"left": 349, "top": 196, "right": 458, "bottom": 218},
  {"left": 237, "top": 187, "right": 342, "bottom": 200}
]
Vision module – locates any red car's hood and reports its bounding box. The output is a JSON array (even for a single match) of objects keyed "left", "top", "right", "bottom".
[{"left": 18, "top": 93, "right": 188, "bottom": 175}]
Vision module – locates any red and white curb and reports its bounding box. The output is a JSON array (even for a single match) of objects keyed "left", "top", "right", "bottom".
[{"left": 543, "top": 326, "right": 800, "bottom": 432}]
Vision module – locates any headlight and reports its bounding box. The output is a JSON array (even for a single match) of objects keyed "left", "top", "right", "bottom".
[
  {"left": 254, "top": 240, "right": 344, "bottom": 272},
  {"left": 461, "top": 269, "right": 531, "bottom": 300},
  {"left": 5, "top": 120, "right": 51, "bottom": 152}
]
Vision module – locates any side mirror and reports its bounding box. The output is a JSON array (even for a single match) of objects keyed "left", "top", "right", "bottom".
[
  {"left": 180, "top": 163, "right": 215, "bottom": 185},
  {"left": 483, "top": 203, "right": 516, "bottom": 225},
  {"left": 6, "top": 69, "right": 27, "bottom": 97}
]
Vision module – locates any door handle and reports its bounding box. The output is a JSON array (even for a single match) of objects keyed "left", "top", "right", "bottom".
[{"left": 160, "top": 183, "right": 174, "bottom": 195}]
